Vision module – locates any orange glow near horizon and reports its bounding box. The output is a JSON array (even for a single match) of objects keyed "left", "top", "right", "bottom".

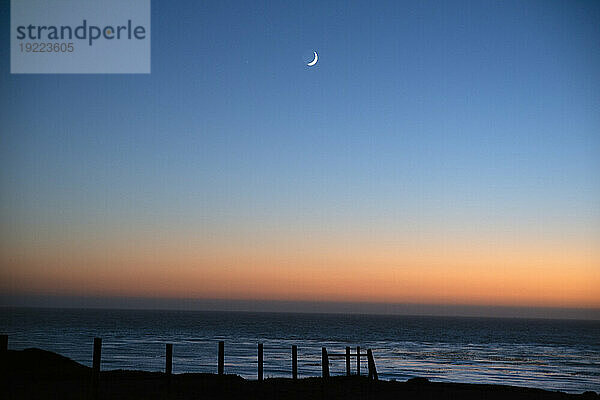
[{"left": 2, "top": 229, "right": 599, "bottom": 309}]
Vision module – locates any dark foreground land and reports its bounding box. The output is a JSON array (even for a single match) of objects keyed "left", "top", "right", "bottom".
[{"left": 1, "top": 349, "right": 598, "bottom": 400}]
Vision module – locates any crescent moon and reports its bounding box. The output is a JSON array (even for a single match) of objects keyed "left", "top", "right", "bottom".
[{"left": 307, "top": 51, "right": 318, "bottom": 66}]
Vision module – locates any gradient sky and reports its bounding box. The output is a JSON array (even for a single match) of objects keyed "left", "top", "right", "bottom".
[{"left": 1, "top": 0, "right": 599, "bottom": 316}]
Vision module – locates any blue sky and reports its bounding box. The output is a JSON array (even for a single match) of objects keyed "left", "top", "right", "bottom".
[{"left": 1, "top": 0, "right": 599, "bottom": 315}]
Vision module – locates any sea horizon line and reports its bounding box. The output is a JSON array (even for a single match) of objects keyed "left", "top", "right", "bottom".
[{"left": 2, "top": 295, "right": 599, "bottom": 321}]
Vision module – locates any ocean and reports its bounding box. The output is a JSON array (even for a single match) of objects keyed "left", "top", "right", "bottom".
[{"left": 1, "top": 308, "right": 598, "bottom": 393}]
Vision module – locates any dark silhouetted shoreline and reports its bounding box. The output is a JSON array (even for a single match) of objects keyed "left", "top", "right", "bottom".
[{"left": 2, "top": 348, "right": 599, "bottom": 400}]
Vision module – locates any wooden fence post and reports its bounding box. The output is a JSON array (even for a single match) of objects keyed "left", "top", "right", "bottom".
[
  {"left": 258, "top": 343, "right": 263, "bottom": 381},
  {"left": 367, "top": 349, "right": 378, "bottom": 381},
  {"left": 93, "top": 337, "right": 102, "bottom": 372},
  {"left": 321, "top": 347, "right": 329, "bottom": 378},
  {"left": 356, "top": 346, "right": 360, "bottom": 376},
  {"left": 218, "top": 341, "right": 224, "bottom": 375},
  {"left": 0, "top": 334, "right": 7, "bottom": 352},
  {"left": 345, "top": 346, "right": 351, "bottom": 376},
  {"left": 165, "top": 343, "right": 173, "bottom": 375},
  {"left": 92, "top": 338, "right": 102, "bottom": 399},
  {"left": 292, "top": 345, "right": 297, "bottom": 380}
]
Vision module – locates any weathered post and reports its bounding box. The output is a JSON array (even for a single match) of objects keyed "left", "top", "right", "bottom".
[
  {"left": 321, "top": 347, "right": 330, "bottom": 378},
  {"left": 165, "top": 343, "right": 173, "bottom": 375},
  {"left": 258, "top": 343, "right": 263, "bottom": 381},
  {"left": 218, "top": 341, "right": 224, "bottom": 375},
  {"left": 367, "top": 349, "right": 378, "bottom": 381},
  {"left": 92, "top": 338, "right": 102, "bottom": 399},
  {"left": 356, "top": 346, "right": 360, "bottom": 376},
  {"left": 292, "top": 345, "right": 298, "bottom": 380},
  {"left": 93, "top": 337, "right": 102, "bottom": 372},
  {"left": 345, "top": 346, "right": 351, "bottom": 376},
  {"left": 0, "top": 334, "right": 7, "bottom": 352}
]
